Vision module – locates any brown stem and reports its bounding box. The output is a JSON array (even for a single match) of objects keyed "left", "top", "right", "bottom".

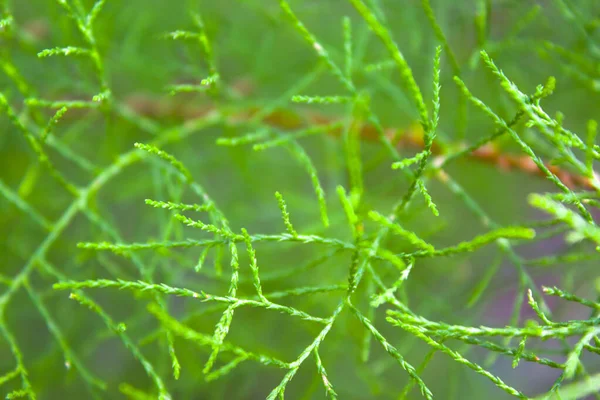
[{"left": 122, "top": 92, "right": 596, "bottom": 191}]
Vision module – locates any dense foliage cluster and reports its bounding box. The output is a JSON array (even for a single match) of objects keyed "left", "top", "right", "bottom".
[{"left": 1, "top": 0, "right": 600, "bottom": 399}]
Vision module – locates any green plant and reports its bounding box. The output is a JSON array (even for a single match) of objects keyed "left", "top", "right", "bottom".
[{"left": 2, "top": 0, "right": 600, "bottom": 399}]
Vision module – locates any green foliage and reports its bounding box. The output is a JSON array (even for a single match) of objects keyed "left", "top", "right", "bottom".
[{"left": 2, "top": 0, "right": 600, "bottom": 399}]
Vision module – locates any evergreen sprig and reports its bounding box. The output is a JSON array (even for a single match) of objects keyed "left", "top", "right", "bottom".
[{"left": 1, "top": 0, "right": 600, "bottom": 399}]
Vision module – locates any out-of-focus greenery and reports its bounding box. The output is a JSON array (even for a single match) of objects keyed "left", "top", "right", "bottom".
[{"left": 2, "top": 0, "right": 600, "bottom": 399}]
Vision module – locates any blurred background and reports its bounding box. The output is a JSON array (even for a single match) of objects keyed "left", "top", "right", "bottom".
[{"left": 2, "top": 0, "right": 600, "bottom": 398}]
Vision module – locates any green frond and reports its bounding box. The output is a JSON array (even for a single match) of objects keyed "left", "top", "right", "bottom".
[{"left": 2, "top": 1, "right": 600, "bottom": 398}]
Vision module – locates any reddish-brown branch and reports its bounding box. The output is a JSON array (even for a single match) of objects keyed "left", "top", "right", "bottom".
[{"left": 123, "top": 92, "right": 596, "bottom": 191}]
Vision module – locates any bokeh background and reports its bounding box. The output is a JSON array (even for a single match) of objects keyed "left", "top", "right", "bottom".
[{"left": 2, "top": 0, "right": 600, "bottom": 399}]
